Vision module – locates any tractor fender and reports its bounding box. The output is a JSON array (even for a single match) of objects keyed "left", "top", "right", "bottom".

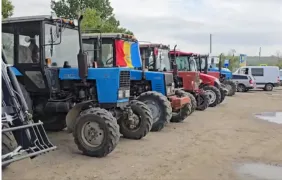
[{"left": 66, "top": 100, "right": 93, "bottom": 133}]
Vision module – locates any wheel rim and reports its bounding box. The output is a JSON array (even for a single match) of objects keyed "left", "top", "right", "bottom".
[
  {"left": 266, "top": 85, "right": 272, "bottom": 91},
  {"left": 205, "top": 90, "right": 216, "bottom": 104},
  {"left": 143, "top": 100, "right": 161, "bottom": 123},
  {"left": 238, "top": 85, "right": 244, "bottom": 92},
  {"left": 123, "top": 113, "right": 141, "bottom": 131},
  {"left": 81, "top": 121, "right": 104, "bottom": 148}
]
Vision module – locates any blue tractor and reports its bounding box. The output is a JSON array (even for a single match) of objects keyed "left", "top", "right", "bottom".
[
  {"left": 199, "top": 55, "right": 236, "bottom": 96},
  {"left": 82, "top": 33, "right": 191, "bottom": 132},
  {"left": 2, "top": 15, "right": 153, "bottom": 157}
]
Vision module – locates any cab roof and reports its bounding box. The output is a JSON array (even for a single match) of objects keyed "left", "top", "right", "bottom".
[
  {"left": 169, "top": 50, "right": 193, "bottom": 56},
  {"left": 139, "top": 43, "right": 169, "bottom": 49},
  {"left": 82, "top": 33, "right": 136, "bottom": 40},
  {"left": 2, "top": 15, "right": 53, "bottom": 24}
]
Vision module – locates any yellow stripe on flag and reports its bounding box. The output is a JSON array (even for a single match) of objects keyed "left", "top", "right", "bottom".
[{"left": 123, "top": 41, "right": 133, "bottom": 68}]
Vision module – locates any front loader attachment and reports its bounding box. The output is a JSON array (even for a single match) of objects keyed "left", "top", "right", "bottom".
[{"left": 2, "top": 53, "right": 56, "bottom": 168}]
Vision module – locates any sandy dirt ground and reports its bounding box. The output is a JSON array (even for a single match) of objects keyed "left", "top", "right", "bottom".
[{"left": 3, "top": 87, "right": 282, "bottom": 180}]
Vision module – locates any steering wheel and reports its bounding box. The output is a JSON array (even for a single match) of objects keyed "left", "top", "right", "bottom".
[{"left": 106, "top": 57, "right": 113, "bottom": 65}]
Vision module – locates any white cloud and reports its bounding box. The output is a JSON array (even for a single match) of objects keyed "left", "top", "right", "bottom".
[
  {"left": 111, "top": 0, "right": 282, "bottom": 55},
  {"left": 11, "top": 0, "right": 282, "bottom": 55}
]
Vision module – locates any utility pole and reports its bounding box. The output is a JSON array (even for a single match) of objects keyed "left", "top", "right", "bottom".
[
  {"left": 209, "top": 34, "right": 212, "bottom": 54},
  {"left": 259, "top": 47, "right": 261, "bottom": 61}
]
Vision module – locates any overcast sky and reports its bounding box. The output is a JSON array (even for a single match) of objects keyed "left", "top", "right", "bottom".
[{"left": 12, "top": 0, "right": 282, "bottom": 56}]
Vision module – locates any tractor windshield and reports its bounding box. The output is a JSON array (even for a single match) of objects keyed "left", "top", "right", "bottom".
[
  {"left": 189, "top": 57, "right": 197, "bottom": 72},
  {"left": 141, "top": 47, "right": 171, "bottom": 71},
  {"left": 176, "top": 56, "right": 197, "bottom": 71},
  {"left": 175, "top": 56, "right": 189, "bottom": 71},
  {"left": 45, "top": 24, "right": 79, "bottom": 67},
  {"left": 156, "top": 48, "right": 171, "bottom": 71}
]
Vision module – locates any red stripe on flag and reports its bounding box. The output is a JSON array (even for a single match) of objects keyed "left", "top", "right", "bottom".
[{"left": 115, "top": 40, "right": 127, "bottom": 67}]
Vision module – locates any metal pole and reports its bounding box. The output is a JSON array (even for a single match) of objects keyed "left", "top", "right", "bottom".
[
  {"left": 259, "top": 47, "right": 261, "bottom": 61},
  {"left": 210, "top": 34, "right": 212, "bottom": 54}
]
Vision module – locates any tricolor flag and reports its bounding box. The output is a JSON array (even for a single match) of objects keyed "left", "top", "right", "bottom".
[{"left": 115, "top": 40, "right": 142, "bottom": 68}]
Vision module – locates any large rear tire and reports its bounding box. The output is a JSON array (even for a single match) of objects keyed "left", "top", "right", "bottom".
[
  {"left": 19, "top": 83, "right": 33, "bottom": 113},
  {"left": 137, "top": 91, "right": 172, "bottom": 132},
  {"left": 223, "top": 80, "right": 236, "bottom": 96},
  {"left": 185, "top": 92, "right": 197, "bottom": 114},
  {"left": 119, "top": 100, "right": 153, "bottom": 140},
  {"left": 73, "top": 108, "right": 120, "bottom": 157},
  {"left": 196, "top": 92, "right": 209, "bottom": 111},
  {"left": 203, "top": 86, "right": 221, "bottom": 107},
  {"left": 2, "top": 123, "right": 18, "bottom": 169},
  {"left": 219, "top": 87, "right": 226, "bottom": 104},
  {"left": 170, "top": 89, "right": 192, "bottom": 123}
]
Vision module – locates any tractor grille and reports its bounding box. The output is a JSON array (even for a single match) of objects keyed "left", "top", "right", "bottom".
[{"left": 119, "top": 71, "right": 130, "bottom": 88}]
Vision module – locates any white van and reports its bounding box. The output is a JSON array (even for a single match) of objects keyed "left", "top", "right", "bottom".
[
  {"left": 280, "top": 69, "right": 282, "bottom": 86},
  {"left": 234, "top": 66, "right": 280, "bottom": 91}
]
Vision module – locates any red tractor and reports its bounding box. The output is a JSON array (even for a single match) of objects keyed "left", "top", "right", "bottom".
[
  {"left": 169, "top": 50, "right": 228, "bottom": 107},
  {"left": 196, "top": 54, "right": 236, "bottom": 96},
  {"left": 139, "top": 43, "right": 209, "bottom": 112}
]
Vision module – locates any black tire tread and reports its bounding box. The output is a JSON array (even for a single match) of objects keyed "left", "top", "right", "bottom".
[
  {"left": 170, "top": 89, "right": 192, "bottom": 123},
  {"left": 73, "top": 107, "right": 120, "bottom": 157},
  {"left": 196, "top": 92, "right": 209, "bottom": 111},
  {"left": 224, "top": 80, "right": 236, "bottom": 96},
  {"left": 185, "top": 92, "right": 197, "bottom": 114},
  {"left": 120, "top": 100, "right": 153, "bottom": 139},
  {"left": 137, "top": 91, "right": 172, "bottom": 132},
  {"left": 203, "top": 86, "right": 221, "bottom": 107},
  {"left": 2, "top": 123, "right": 18, "bottom": 169}
]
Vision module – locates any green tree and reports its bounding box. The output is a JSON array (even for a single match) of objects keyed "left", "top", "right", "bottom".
[
  {"left": 218, "top": 53, "right": 239, "bottom": 72},
  {"left": 2, "top": 0, "right": 14, "bottom": 18},
  {"left": 51, "top": 0, "right": 133, "bottom": 34},
  {"left": 81, "top": 8, "right": 133, "bottom": 35}
]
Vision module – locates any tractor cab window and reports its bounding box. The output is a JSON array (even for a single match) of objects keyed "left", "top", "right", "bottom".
[
  {"left": 17, "top": 22, "right": 40, "bottom": 64},
  {"left": 101, "top": 43, "right": 114, "bottom": 67},
  {"left": 82, "top": 39, "right": 95, "bottom": 66},
  {"left": 140, "top": 47, "right": 153, "bottom": 69},
  {"left": 2, "top": 32, "right": 14, "bottom": 65},
  {"left": 200, "top": 58, "right": 206, "bottom": 71},
  {"left": 189, "top": 57, "right": 197, "bottom": 72},
  {"left": 175, "top": 56, "right": 189, "bottom": 71},
  {"left": 44, "top": 23, "right": 79, "bottom": 67},
  {"left": 155, "top": 49, "right": 171, "bottom": 71}
]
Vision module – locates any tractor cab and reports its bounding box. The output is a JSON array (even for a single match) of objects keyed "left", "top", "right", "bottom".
[
  {"left": 196, "top": 54, "right": 236, "bottom": 96},
  {"left": 2, "top": 15, "right": 80, "bottom": 94},
  {"left": 2, "top": 15, "right": 138, "bottom": 157},
  {"left": 168, "top": 50, "right": 200, "bottom": 92}
]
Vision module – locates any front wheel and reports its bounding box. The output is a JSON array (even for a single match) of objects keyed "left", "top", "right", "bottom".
[
  {"left": 223, "top": 80, "right": 236, "bottom": 96},
  {"left": 219, "top": 87, "right": 226, "bottom": 104},
  {"left": 185, "top": 92, "right": 197, "bottom": 115},
  {"left": 137, "top": 91, "right": 172, "bottom": 132},
  {"left": 196, "top": 92, "right": 209, "bottom": 111},
  {"left": 203, "top": 86, "right": 221, "bottom": 107},
  {"left": 73, "top": 108, "right": 120, "bottom": 157},
  {"left": 264, "top": 83, "right": 273, "bottom": 91},
  {"left": 170, "top": 89, "right": 192, "bottom": 123},
  {"left": 119, "top": 100, "right": 153, "bottom": 140}
]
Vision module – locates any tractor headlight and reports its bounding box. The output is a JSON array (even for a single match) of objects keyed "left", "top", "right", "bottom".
[
  {"left": 125, "top": 90, "right": 130, "bottom": 97},
  {"left": 199, "top": 79, "right": 203, "bottom": 84},
  {"left": 118, "top": 90, "right": 124, "bottom": 99}
]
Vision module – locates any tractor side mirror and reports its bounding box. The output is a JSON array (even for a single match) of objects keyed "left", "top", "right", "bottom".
[{"left": 77, "top": 51, "right": 88, "bottom": 80}]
